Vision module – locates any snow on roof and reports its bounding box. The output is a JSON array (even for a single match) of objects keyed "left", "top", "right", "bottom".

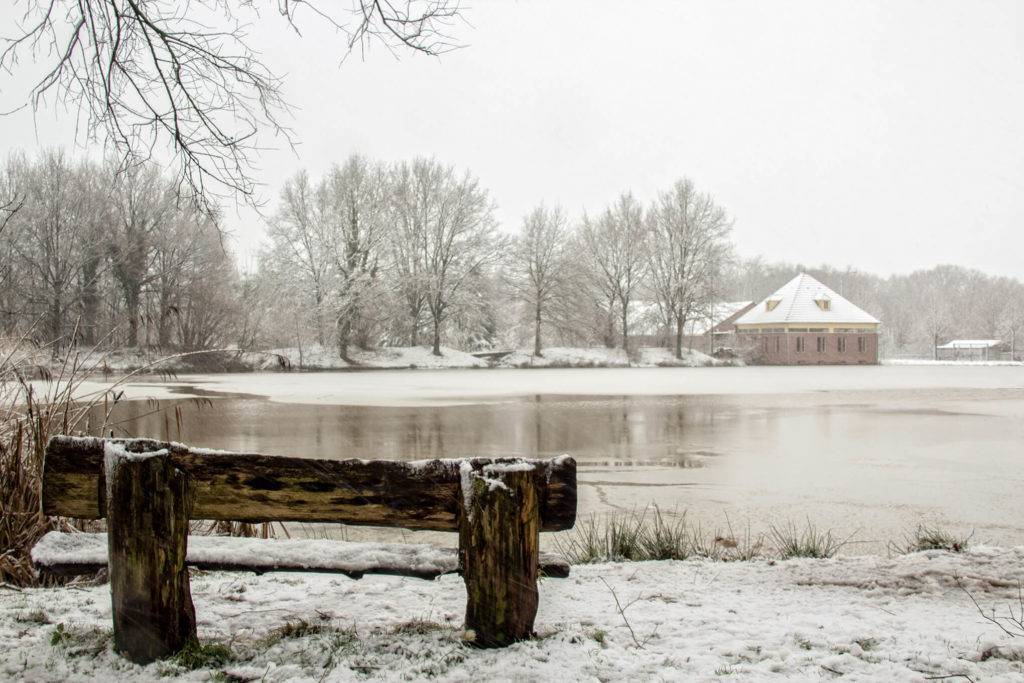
[
  {"left": 734, "top": 273, "right": 880, "bottom": 326},
  {"left": 936, "top": 339, "right": 1002, "bottom": 349}
]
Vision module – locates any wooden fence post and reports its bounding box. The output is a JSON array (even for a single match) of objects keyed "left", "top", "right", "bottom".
[
  {"left": 458, "top": 463, "right": 540, "bottom": 647},
  {"left": 105, "top": 445, "right": 196, "bottom": 663}
]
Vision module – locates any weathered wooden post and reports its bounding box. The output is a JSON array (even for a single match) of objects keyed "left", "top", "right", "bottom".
[
  {"left": 104, "top": 444, "right": 197, "bottom": 663},
  {"left": 458, "top": 462, "right": 540, "bottom": 647}
]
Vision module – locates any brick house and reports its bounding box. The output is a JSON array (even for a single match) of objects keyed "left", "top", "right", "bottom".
[{"left": 733, "top": 273, "right": 880, "bottom": 365}]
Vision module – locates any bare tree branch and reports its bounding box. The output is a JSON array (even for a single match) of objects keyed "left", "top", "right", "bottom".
[{"left": 1, "top": 1, "right": 464, "bottom": 211}]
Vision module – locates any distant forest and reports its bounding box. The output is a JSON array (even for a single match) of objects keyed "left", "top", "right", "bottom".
[{"left": 2, "top": 150, "right": 1020, "bottom": 360}]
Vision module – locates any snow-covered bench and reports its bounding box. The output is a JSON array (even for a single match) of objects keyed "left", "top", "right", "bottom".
[{"left": 34, "top": 436, "right": 577, "bottom": 663}]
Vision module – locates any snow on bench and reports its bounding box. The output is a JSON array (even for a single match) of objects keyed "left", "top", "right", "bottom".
[{"left": 32, "top": 531, "right": 571, "bottom": 580}]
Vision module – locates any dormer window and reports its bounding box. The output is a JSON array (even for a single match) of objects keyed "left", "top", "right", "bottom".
[
  {"left": 765, "top": 299, "right": 780, "bottom": 312},
  {"left": 815, "top": 297, "right": 831, "bottom": 311}
]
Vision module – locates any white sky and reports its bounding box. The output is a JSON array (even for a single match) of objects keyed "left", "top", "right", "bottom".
[{"left": 2, "top": 0, "right": 1023, "bottom": 277}]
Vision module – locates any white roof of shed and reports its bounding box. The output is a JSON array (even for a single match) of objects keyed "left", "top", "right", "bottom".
[
  {"left": 734, "top": 273, "right": 880, "bottom": 326},
  {"left": 936, "top": 339, "right": 1002, "bottom": 349}
]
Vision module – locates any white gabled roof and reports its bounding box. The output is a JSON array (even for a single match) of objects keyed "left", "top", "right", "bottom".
[
  {"left": 937, "top": 339, "right": 1001, "bottom": 349},
  {"left": 734, "top": 273, "right": 880, "bottom": 326}
]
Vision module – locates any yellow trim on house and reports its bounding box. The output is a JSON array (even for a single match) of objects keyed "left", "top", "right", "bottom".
[{"left": 734, "top": 322, "right": 879, "bottom": 333}]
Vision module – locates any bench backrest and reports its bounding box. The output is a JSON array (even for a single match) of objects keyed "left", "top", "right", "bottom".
[{"left": 42, "top": 436, "right": 577, "bottom": 532}]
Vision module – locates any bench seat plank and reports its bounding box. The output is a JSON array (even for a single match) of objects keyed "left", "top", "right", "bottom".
[
  {"left": 31, "top": 531, "right": 571, "bottom": 580},
  {"left": 43, "top": 436, "right": 577, "bottom": 532}
]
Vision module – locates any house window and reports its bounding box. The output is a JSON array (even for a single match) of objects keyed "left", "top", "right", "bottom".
[
  {"left": 762, "top": 336, "right": 768, "bottom": 352},
  {"left": 837, "top": 337, "right": 846, "bottom": 353},
  {"left": 775, "top": 337, "right": 781, "bottom": 352},
  {"left": 815, "top": 298, "right": 831, "bottom": 311},
  {"left": 796, "top": 338, "right": 805, "bottom": 352},
  {"left": 858, "top": 337, "right": 867, "bottom": 353},
  {"left": 816, "top": 337, "right": 826, "bottom": 353}
]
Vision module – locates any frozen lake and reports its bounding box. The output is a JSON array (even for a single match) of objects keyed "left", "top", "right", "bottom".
[{"left": 89, "top": 366, "right": 1024, "bottom": 552}]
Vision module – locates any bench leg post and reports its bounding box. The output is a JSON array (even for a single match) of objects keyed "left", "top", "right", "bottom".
[
  {"left": 458, "top": 465, "right": 540, "bottom": 647},
  {"left": 105, "top": 447, "right": 196, "bottom": 664}
]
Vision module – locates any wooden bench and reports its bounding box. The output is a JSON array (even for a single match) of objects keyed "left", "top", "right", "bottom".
[{"left": 33, "top": 436, "right": 577, "bottom": 663}]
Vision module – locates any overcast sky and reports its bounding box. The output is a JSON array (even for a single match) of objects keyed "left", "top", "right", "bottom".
[{"left": 2, "top": 1, "right": 1022, "bottom": 278}]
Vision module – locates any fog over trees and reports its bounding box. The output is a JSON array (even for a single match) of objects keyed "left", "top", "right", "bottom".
[{"left": 2, "top": 148, "right": 1023, "bottom": 360}]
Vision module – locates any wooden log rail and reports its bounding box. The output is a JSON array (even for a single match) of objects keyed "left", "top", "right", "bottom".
[
  {"left": 43, "top": 436, "right": 576, "bottom": 530},
  {"left": 38, "top": 436, "right": 578, "bottom": 661}
]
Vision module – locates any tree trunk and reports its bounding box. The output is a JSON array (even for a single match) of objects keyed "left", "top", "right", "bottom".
[
  {"left": 105, "top": 447, "right": 196, "bottom": 664},
  {"left": 458, "top": 465, "right": 540, "bottom": 647},
  {"left": 314, "top": 289, "right": 325, "bottom": 347},
  {"left": 410, "top": 305, "right": 420, "bottom": 346},
  {"left": 432, "top": 316, "right": 442, "bottom": 356},
  {"left": 80, "top": 259, "right": 102, "bottom": 346},
  {"left": 620, "top": 300, "right": 629, "bottom": 351},
  {"left": 126, "top": 289, "right": 140, "bottom": 348},
  {"left": 49, "top": 294, "right": 63, "bottom": 346},
  {"left": 533, "top": 301, "right": 543, "bottom": 357},
  {"left": 337, "top": 317, "right": 352, "bottom": 362},
  {"left": 675, "top": 316, "right": 684, "bottom": 359}
]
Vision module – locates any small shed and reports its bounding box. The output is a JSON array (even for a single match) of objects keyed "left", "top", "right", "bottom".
[{"left": 935, "top": 339, "right": 1004, "bottom": 361}]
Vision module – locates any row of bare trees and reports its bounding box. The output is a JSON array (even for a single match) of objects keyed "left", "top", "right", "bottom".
[
  {"left": 253, "top": 159, "right": 734, "bottom": 360},
  {"left": 256, "top": 156, "right": 504, "bottom": 358},
  {"left": 507, "top": 181, "right": 733, "bottom": 359},
  {"left": 0, "top": 151, "right": 238, "bottom": 350}
]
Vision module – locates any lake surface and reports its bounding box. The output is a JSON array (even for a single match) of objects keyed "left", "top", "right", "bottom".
[{"left": 88, "top": 366, "right": 1024, "bottom": 552}]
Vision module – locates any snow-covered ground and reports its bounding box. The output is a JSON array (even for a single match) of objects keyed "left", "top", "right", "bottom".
[
  {"left": 3, "top": 547, "right": 1024, "bottom": 681},
  {"left": 265, "top": 345, "right": 487, "bottom": 371},
  {"left": 884, "top": 358, "right": 1024, "bottom": 367},
  {"left": 499, "top": 346, "right": 632, "bottom": 368},
  {"left": 498, "top": 346, "right": 725, "bottom": 368}
]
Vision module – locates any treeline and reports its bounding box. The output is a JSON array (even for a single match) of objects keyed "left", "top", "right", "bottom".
[
  {"left": 0, "top": 151, "right": 238, "bottom": 351},
  {"left": 252, "top": 155, "right": 732, "bottom": 360},
  {"left": 3, "top": 149, "right": 1021, "bottom": 360}
]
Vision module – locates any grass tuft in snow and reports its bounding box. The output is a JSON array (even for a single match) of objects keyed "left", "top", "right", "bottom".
[
  {"left": 257, "top": 618, "right": 332, "bottom": 647},
  {"left": 557, "top": 507, "right": 770, "bottom": 564},
  {"left": 770, "top": 520, "right": 851, "bottom": 559},
  {"left": 894, "top": 525, "right": 972, "bottom": 554},
  {"left": 15, "top": 608, "right": 50, "bottom": 625},
  {"left": 49, "top": 622, "right": 111, "bottom": 657},
  {"left": 559, "top": 509, "right": 868, "bottom": 563},
  {"left": 169, "top": 638, "right": 235, "bottom": 670},
  {"left": 556, "top": 507, "right": 691, "bottom": 563}
]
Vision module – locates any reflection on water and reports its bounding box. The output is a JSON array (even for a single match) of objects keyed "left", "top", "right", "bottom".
[
  {"left": 88, "top": 387, "right": 1024, "bottom": 550},
  {"left": 90, "top": 394, "right": 742, "bottom": 468}
]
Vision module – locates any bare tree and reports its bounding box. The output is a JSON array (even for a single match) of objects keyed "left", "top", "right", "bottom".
[
  {"left": 265, "top": 171, "right": 331, "bottom": 346},
  {"left": 390, "top": 158, "right": 502, "bottom": 356},
  {"left": 6, "top": 150, "right": 96, "bottom": 344},
  {"left": 319, "top": 155, "right": 389, "bottom": 360},
  {"left": 506, "top": 204, "right": 571, "bottom": 357},
  {"left": 645, "top": 179, "right": 732, "bottom": 359},
  {"left": 108, "top": 163, "right": 172, "bottom": 347},
  {"left": 1, "top": 1, "right": 463, "bottom": 207},
  {"left": 579, "top": 193, "right": 647, "bottom": 350}
]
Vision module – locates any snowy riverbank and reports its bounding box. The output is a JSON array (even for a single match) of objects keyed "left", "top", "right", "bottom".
[
  {"left": 3, "top": 547, "right": 1024, "bottom": 681},
  {"left": 13, "top": 344, "right": 728, "bottom": 375},
  {"left": 883, "top": 358, "right": 1024, "bottom": 367}
]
